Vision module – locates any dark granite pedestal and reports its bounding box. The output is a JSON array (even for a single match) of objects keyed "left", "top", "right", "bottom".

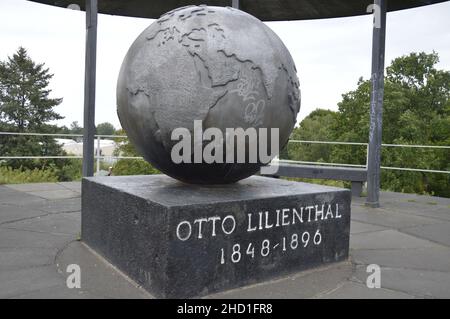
[{"left": 82, "top": 175, "right": 351, "bottom": 298}]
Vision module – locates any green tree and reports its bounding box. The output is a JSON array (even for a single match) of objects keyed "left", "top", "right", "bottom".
[
  {"left": 69, "top": 121, "right": 83, "bottom": 134},
  {"left": 57, "top": 125, "right": 71, "bottom": 135},
  {"left": 286, "top": 109, "right": 337, "bottom": 163},
  {"left": 0, "top": 47, "right": 62, "bottom": 131},
  {"left": 309, "top": 51, "right": 450, "bottom": 197},
  {"left": 96, "top": 122, "right": 116, "bottom": 136},
  {"left": 0, "top": 47, "right": 67, "bottom": 171},
  {"left": 65, "top": 120, "right": 83, "bottom": 141}
]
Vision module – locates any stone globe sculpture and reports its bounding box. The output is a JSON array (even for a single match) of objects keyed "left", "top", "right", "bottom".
[{"left": 117, "top": 5, "right": 300, "bottom": 184}]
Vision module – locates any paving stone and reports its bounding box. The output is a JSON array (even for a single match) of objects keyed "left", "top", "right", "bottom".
[
  {"left": 5, "top": 183, "right": 67, "bottom": 192},
  {"left": 400, "top": 209, "right": 450, "bottom": 223},
  {"left": 12, "top": 284, "right": 98, "bottom": 299},
  {"left": 355, "top": 192, "right": 450, "bottom": 215},
  {"left": 351, "top": 247, "right": 450, "bottom": 273},
  {"left": 206, "top": 261, "right": 352, "bottom": 299},
  {"left": 382, "top": 199, "right": 448, "bottom": 213},
  {"left": 0, "top": 265, "right": 64, "bottom": 299},
  {"left": 56, "top": 241, "right": 150, "bottom": 299},
  {"left": 29, "top": 198, "right": 81, "bottom": 214},
  {"left": 401, "top": 222, "right": 450, "bottom": 247},
  {"left": 1, "top": 181, "right": 449, "bottom": 299},
  {"left": 58, "top": 182, "right": 81, "bottom": 193},
  {"left": 343, "top": 192, "right": 450, "bottom": 222},
  {"left": 387, "top": 204, "right": 450, "bottom": 222},
  {"left": 26, "top": 189, "right": 80, "bottom": 200},
  {"left": 351, "top": 206, "right": 441, "bottom": 229},
  {"left": 350, "top": 221, "right": 387, "bottom": 234},
  {"left": 381, "top": 191, "right": 450, "bottom": 207},
  {"left": 0, "top": 227, "right": 74, "bottom": 249},
  {"left": 0, "top": 191, "right": 46, "bottom": 206},
  {"left": 0, "top": 247, "right": 57, "bottom": 271},
  {"left": 350, "top": 229, "right": 439, "bottom": 250},
  {"left": 316, "top": 281, "right": 414, "bottom": 299},
  {"left": 350, "top": 196, "right": 366, "bottom": 205},
  {"left": 0, "top": 204, "right": 46, "bottom": 224},
  {"left": 353, "top": 265, "right": 450, "bottom": 299},
  {"left": 0, "top": 185, "right": 20, "bottom": 195},
  {"left": 380, "top": 202, "right": 450, "bottom": 221},
  {"left": 3, "top": 211, "right": 80, "bottom": 236}
]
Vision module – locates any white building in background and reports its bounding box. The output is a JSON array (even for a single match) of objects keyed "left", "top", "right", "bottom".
[{"left": 55, "top": 138, "right": 119, "bottom": 163}]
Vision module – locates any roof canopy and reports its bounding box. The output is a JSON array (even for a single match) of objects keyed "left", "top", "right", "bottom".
[{"left": 29, "top": 0, "right": 448, "bottom": 21}]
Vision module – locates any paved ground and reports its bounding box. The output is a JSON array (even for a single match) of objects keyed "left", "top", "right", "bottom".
[{"left": 1, "top": 181, "right": 449, "bottom": 299}]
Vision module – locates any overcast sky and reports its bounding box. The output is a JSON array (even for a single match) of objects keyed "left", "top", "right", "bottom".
[{"left": 1, "top": 0, "right": 449, "bottom": 129}]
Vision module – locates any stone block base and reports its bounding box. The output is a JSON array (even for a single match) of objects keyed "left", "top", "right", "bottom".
[{"left": 82, "top": 175, "right": 351, "bottom": 298}]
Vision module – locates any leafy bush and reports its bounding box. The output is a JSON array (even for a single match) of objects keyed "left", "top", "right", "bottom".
[
  {"left": 0, "top": 166, "right": 58, "bottom": 184},
  {"left": 54, "top": 158, "right": 83, "bottom": 182},
  {"left": 111, "top": 129, "right": 160, "bottom": 176},
  {"left": 112, "top": 159, "right": 159, "bottom": 176}
]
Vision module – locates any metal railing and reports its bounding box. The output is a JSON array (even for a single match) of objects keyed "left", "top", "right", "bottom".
[
  {"left": 285, "top": 139, "right": 450, "bottom": 174},
  {"left": 286, "top": 140, "right": 370, "bottom": 168},
  {"left": 0, "top": 131, "right": 140, "bottom": 174},
  {"left": 0, "top": 132, "right": 449, "bottom": 175}
]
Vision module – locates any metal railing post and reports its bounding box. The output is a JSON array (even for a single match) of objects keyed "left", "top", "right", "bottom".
[
  {"left": 96, "top": 135, "right": 100, "bottom": 174},
  {"left": 82, "top": 0, "right": 98, "bottom": 177},
  {"left": 366, "top": 0, "right": 387, "bottom": 208},
  {"left": 366, "top": 144, "right": 370, "bottom": 169}
]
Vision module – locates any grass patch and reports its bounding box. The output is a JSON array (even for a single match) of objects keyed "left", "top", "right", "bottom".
[{"left": 0, "top": 166, "right": 58, "bottom": 184}]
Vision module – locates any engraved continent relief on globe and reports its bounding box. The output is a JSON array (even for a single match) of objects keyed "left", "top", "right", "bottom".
[{"left": 117, "top": 5, "right": 301, "bottom": 184}]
